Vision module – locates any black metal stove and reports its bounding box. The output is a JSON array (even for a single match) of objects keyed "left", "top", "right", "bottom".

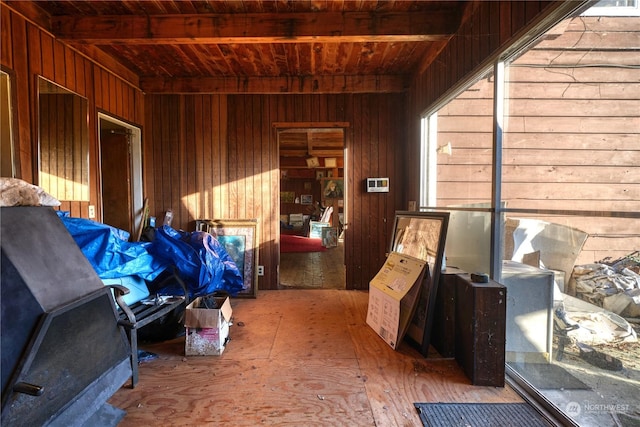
[{"left": 1, "top": 207, "right": 131, "bottom": 426}]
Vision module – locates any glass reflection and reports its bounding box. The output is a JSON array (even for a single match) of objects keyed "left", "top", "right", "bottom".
[{"left": 38, "top": 77, "right": 89, "bottom": 201}]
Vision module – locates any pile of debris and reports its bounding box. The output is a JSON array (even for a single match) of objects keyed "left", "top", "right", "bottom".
[{"left": 571, "top": 251, "right": 640, "bottom": 320}]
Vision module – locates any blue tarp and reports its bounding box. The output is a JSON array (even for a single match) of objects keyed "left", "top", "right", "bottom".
[
  {"left": 147, "top": 226, "right": 244, "bottom": 297},
  {"left": 57, "top": 212, "right": 245, "bottom": 297},
  {"left": 57, "top": 213, "right": 164, "bottom": 281}
]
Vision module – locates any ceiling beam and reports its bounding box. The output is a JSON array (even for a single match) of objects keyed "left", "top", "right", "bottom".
[
  {"left": 3, "top": 1, "right": 141, "bottom": 88},
  {"left": 51, "top": 12, "right": 460, "bottom": 45},
  {"left": 140, "top": 74, "right": 408, "bottom": 94}
]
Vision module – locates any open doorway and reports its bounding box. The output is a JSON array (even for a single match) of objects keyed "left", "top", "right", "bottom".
[
  {"left": 277, "top": 124, "right": 347, "bottom": 289},
  {"left": 98, "top": 113, "right": 143, "bottom": 239}
]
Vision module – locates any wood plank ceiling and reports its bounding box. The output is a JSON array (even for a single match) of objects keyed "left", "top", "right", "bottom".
[{"left": 20, "top": 0, "right": 470, "bottom": 94}]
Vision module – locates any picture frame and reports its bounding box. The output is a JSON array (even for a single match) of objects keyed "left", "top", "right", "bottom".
[
  {"left": 300, "top": 194, "right": 313, "bottom": 205},
  {"left": 309, "top": 221, "right": 330, "bottom": 239},
  {"left": 389, "top": 211, "right": 449, "bottom": 355},
  {"left": 322, "top": 227, "right": 338, "bottom": 248},
  {"left": 280, "top": 191, "right": 295, "bottom": 203},
  {"left": 196, "top": 219, "right": 259, "bottom": 298},
  {"left": 321, "top": 177, "right": 344, "bottom": 200},
  {"left": 315, "top": 171, "right": 325, "bottom": 181}
]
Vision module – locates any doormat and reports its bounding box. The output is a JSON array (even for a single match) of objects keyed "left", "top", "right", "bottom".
[
  {"left": 414, "top": 403, "right": 550, "bottom": 427},
  {"left": 280, "top": 234, "right": 326, "bottom": 253},
  {"left": 508, "top": 362, "right": 590, "bottom": 390}
]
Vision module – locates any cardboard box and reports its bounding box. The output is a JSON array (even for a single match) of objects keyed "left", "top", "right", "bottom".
[
  {"left": 366, "top": 252, "right": 426, "bottom": 349},
  {"left": 185, "top": 296, "right": 233, "bottom": 356}
]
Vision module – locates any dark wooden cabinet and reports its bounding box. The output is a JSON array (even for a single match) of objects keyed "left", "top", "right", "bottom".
[
  {"left": 454, "top": 273, "right": 506, "bottom": 387},
  {"left": 432, "top": 269, "right": 506, "bottom": 387},
  {"left": 431, "top": 268, "right": 461, "bottom": 358}
]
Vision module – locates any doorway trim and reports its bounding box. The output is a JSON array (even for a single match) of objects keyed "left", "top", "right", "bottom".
[
  {"left": 98, "top": 112, "right": 143, "bottom": 236},
  {"left": 273, "top": 121, "right": 350, "bottom": 287}
]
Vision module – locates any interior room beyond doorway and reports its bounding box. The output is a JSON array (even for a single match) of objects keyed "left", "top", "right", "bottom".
[{"left": 277, "top": 125, "right": 347, "bottom": 290}]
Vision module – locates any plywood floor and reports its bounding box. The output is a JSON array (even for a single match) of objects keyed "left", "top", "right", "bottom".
[
  {"left": 279, "top": 240, "right": 345, "bottom": 289},
  {"left": 109, "top": 289, "right": 523, "bottom": 426}
]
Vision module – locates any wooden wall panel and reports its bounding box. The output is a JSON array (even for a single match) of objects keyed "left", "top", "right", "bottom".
[
  {"left": 1, "top": 7, "right": 143, "bottom": 221},
  {"left": 144, "top": 93, "right": 407, "bottom": 290},
  {"left": 0, "top": 8, "right": 12, "bottom": 68}
]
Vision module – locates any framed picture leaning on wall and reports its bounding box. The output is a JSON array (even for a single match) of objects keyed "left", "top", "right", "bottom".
[
  {"left": 389, "top": 211, "right": 449, "bottom": 356},
  {"left": 196, "top": 219, "right": 259, "bottom": 298}
]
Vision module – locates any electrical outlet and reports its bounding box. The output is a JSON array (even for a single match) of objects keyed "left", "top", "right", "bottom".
[
  {"left": 88, "top": 205, "right": 96, "bottom": 218},
  {"left": 257, "top": 265, "right": 264, "bottom": 276}
]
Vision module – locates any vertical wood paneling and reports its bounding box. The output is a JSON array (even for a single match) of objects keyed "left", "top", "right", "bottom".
[
  {"left": 93, "top": 67, "right": 102, "bottom": 109},
  {"left": 194, "top": 95, "right": 205, "bottom": 217},
  {"left": 1, "top": 8, "right": 12, "bottom": 68},
  {"left": 361, "top": 94, "right": 373, "bottom": 283},
  {"left": 146, "top": 96, "right": 161, "bottom": 210},
  {"left": 208, "top": 95, "right": 219, "bottom": 216},
  {"left": 145, "top": 93, "right": 406, "bottom": 290},
  {"left": 499, "top": 2, "right": 513, "bottom": 48},
  {"left": 185, "top": 96, "right": 196, "bottom": 224},
  {"left": 144, "top": 94, "right": 234, "bottom": 225},
  {"left": 86, "top": 63, "right": 98, "bottom": 211},
  {"left": 250, "top": 95, "right": 261, "bottom": 223},
  {"left": 172, "top": 95, "right": 182, "bottom": 220},
  {"left": 346, "top": 96, "right": 359, "bottom": 286},
  {"left": 267, "top": 96, "right": 280, "bottom": 287},
  {"left": 53, "top": 36, "right": 65, "bottom": 85},
  {"left": 39, "top": 32, "right": 53, "bottom": 79},
  {"left": 227, "top": 95, "right": 240, "bottom": 218},
  {"left": 108, "top": 73, "right": 116, "bottom": 114},
  {"left": 63, "top": 48, "right": 75, "bottom": 93},
  {"left": 74, "top": 52, "right": 84, "bottom": 94},
  {"left": 2, "top": 8, "right": 143, "bottom": 220}
]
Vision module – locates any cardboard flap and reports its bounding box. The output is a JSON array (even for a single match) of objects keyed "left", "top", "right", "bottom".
[
  {"left": 369, "top": 252, "right": 426, "bottom": 300},
  {"left": 366, "top": 251, "right": 427, "bottom": 349},
  {"left": 185, "top": 296, "right": 233, "bottom": 328},
  {"left": 220, "top": 297, "right": 232, "bottom": 323}
]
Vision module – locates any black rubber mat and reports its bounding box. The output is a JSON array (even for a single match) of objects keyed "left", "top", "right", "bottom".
[{"left": 414, "top": 402, "right": 551, "bottom": 427}]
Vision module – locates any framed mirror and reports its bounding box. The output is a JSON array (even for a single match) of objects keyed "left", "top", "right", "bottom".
[
  {"left": 390, "top": 211, "right": 449, "bottom": 356},
  {"left": 38, "top": 77, "right": 89, "bottom": 201}
]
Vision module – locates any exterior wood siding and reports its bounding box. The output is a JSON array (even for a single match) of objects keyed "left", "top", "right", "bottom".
[
  {"left": 143, "top": 93, "right": 407, "bottom": 290},
  {"left": 407, "top": 5, "right": 639, "bottom": 265},
  {"left": 406, "top": 1, "right": 562, "bottom": 201}
]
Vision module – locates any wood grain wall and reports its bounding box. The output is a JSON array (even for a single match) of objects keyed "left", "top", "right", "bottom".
[
  {"left": 1, "top": 6, "right": 143, "bottom": 218},
  {"left": 143, "top": 93, "right": 407, "bottom": 290}
]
